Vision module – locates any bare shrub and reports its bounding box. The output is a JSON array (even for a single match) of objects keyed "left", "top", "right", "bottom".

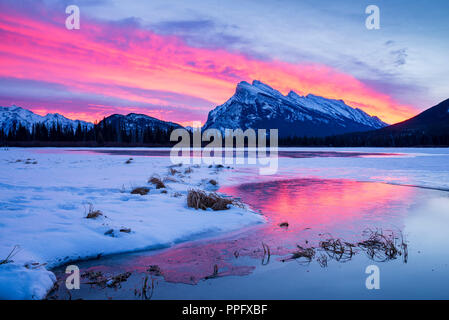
[
  {"left": 131, "top": 187, "right": 150, "bottom": 195},
  {"left": 319, "top": 238, "right": 356, "bottom": 262},
  {"left": 85, "top": 203, "right": 103, "bottom": 219},
  {"left": 316, "top": 254, "right": 328, "bottom": 268},
  {"left": 357, "top": 228, "right": 406, "bottom": 262},
  {"left": 0, "top": 245, "right": 21, "bottom": 265},
  {"left": 282, "top": 245, "right": 315, "bottom": 263},
  {"left": 187, "top": 189, "right": 243, "bottom": 211},
  {"left": 148, "top": 176, "right": 165, "bottom": 189}
]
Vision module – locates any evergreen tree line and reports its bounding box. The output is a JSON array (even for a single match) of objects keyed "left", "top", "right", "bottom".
[
  {"left": 0, "top": 119, "right": 175, "bottom": 146},
  {"left": 1, "top": 120, "right": 448, "bottom": 147},
  {"left": 278, "top": 131, "right": 449, "bottom": 147}
]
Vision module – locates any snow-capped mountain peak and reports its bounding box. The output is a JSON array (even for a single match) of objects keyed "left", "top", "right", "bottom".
[
  {"left": 0, "top": 105, "right": 93, "bottom": 133},
  {"left": 203, "top": 80, "right": 388, "bottom": 137}
]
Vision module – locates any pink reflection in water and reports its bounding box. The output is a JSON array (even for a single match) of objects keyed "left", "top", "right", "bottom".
[{"left": 84, "top": 179, "right": 417, "bottom": 284}]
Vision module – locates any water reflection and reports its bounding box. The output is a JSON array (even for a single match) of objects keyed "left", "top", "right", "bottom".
[{"left": 50, "top": 179, "right": 418, "bottom": 291}]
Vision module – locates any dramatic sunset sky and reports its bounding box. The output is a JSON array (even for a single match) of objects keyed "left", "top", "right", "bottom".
[{"left": 0, "top": 0, "right": 448, "bottom": 126}]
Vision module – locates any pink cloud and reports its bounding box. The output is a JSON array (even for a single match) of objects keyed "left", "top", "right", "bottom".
[{"left": 0, "top": 3, "right": 418, "bottom": 124}]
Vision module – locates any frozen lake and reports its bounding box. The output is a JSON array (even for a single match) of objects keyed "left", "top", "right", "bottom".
[
  {"left": 1, "top": 147, "right": 449, "bottom": 299},
  {"left": 28, "top": 147, "right": 449, "bottom": 300}
]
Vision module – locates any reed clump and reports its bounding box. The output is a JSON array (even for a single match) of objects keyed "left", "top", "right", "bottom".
[{"left": 187, "top": 189, "right": 242, "bottom": 211}]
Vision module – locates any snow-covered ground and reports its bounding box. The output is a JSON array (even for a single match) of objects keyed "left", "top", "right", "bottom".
[
  {"left": 0, "top": 148, "right": 264, "bottom": 299},
  {"left": 1, "top": 147, "right": 448, "bottom": 299}
]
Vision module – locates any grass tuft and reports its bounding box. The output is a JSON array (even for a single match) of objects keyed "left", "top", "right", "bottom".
[
  {"left": 85, "top": 203, "right": 103, "bottom": 219},
  {"left": 148, "top": 176, "right": 166, "bottom": 189},
  {"left": 0, "top": 245, "right": 21, "bottom": 265},
  {"left": 187, "top": 189, "right": 243, "bottom": 211},
  {"left": 131, "top": 187, "right": 150, "bottom": 195}
]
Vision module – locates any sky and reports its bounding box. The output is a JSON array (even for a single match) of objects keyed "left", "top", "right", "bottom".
[{"left": 0, "top": 0, "right": 448, "bottom": 126}]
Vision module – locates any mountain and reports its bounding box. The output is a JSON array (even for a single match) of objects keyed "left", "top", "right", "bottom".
[
  {"left": 278, "top": 98, "right": 449, "bottom": 147},
  {"left": 99, "top": 113, "right": 183, "bottom": 133},
  {"left": 203, "top": 80, "right": 388, "bottom": 137},
  {"left": 0, "top": 105, "right": 93, "bottom": 132},
  {"left": 375, "top": 98, "right": 449, "bottom": 135}
]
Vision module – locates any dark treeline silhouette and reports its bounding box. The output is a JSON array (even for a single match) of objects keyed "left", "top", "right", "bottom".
[
  {"left": 1, "top": 120, "right": 448, "bottom": 147},
  {"left": 278, "top": 132, "right": 449, "bottom": 147},
  {"left": 0, "top": 118, "right": 176, "bottom": 147}
]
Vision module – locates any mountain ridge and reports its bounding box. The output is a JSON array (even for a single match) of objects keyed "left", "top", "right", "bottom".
[
  {"left": 0, "top": 105, "right": 93, "bottom": 133},
  {"left": 203, "top": 80, "right": 388, "bottom": 137}
]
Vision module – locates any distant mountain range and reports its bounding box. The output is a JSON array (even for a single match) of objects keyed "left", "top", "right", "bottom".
[
  {"left": 0, "top": 105, "right": 93, "bottom": 132},
  {"left": 203, "top": 80, "right": 388, "bottom": 137},
  {"left": 1, "top": 80, "right": 448, "bottom": 147}
]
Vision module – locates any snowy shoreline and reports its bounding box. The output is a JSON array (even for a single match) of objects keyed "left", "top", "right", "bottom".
[{"left": 0, "top": 148, "right": 265, "bottom": 299}]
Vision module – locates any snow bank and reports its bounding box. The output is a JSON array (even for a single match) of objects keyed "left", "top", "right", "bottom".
[
  {"left": 0, "top": 148, "right": 264, "bottom": 299},
  {"left": 0, "top": 264, "right": 55, "bottom": 300}
]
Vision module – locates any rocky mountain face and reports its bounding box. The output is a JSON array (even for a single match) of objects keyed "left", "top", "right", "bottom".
[{"left": 203, "top": 80, "right": 388, "bottom": 137}]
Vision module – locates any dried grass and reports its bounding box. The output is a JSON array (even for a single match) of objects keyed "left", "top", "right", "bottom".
[
  {"left": 148, "top": 176, "right": 166, "bottom": 189},
  {"left": 262, "top": 242, "right": 271, "bottom": 265},
  {"left": 357, "top": 228, "right": 407, "bottom": 262},
  {"left": 319, "top": 238, "right": 356, "bottom": 262},
  {"left": 85, "top": 203, "right": 103, "bottom": 219},
  {"left": 281, "top": 229, "right": 408, "bottom": 267},
  {"left": 282, "top": 245, "right": 315, "bottom": 263},
  {"left": 131, "top": 187, "right": 150, "bottom": 195},
  {"left": 0, "top": 245, "right": 21, "bottom": 265},
  {"left": 82, "top": 270, "right": 131, "bottom": 288},
  {"left": 187, "top": 189, "right": 243, "bottom": 211}
]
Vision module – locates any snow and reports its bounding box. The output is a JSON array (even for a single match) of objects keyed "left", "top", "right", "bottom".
[
  {"left": 0, "top": 264, "right": 55, "bottom": 300},
  {"left": 0, "top": 148, "right": 264, "bottom": 299}
]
